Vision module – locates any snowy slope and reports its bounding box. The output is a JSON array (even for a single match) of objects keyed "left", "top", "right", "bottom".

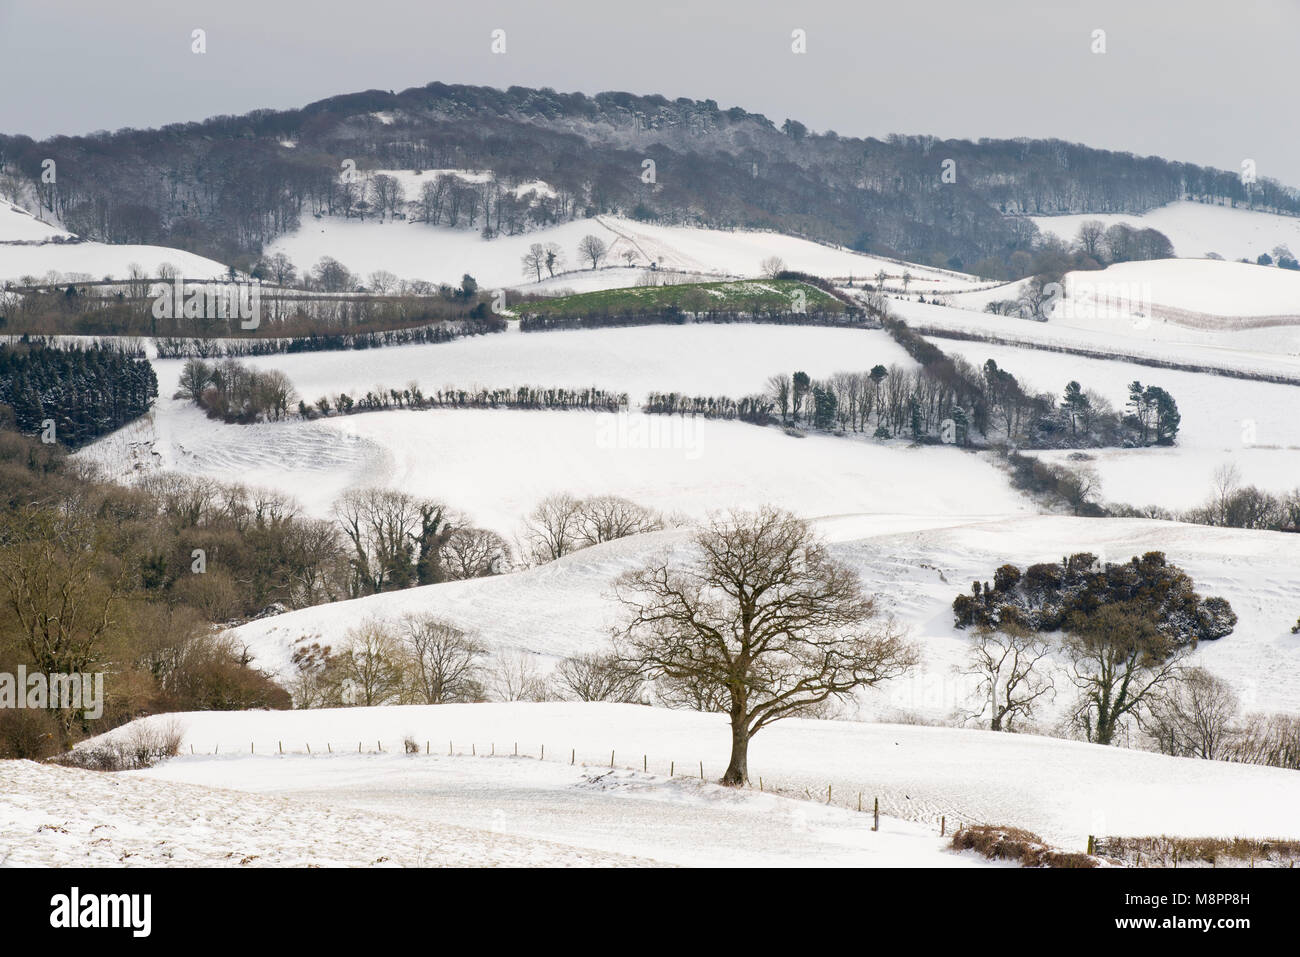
[
  {"left": 220, "top": 514, "right": 1300, "bottom": 722},
  {"left": 1030, "top": 201, "right": 1300, "bottom": 262},
  {"left": 0, "top": 758, "right": 649, "bottom": 867},
  {"left": 267, "top": 211, "right": 989, "bottom": 292},
  {"left": 0, "top": 240, "right": 231, "bottom": 283},
  {"left": 84, "top": 702, "right": 1300, "bottom": 849},
  {"left": 890, "top": 295, "right": 1300, "bottom": 382},
  {"left": 0, "top": 199, "right": 71, "bottom": 242},
  {"left": 84, "top": 405, "right": 1032, "bottom": 528}
]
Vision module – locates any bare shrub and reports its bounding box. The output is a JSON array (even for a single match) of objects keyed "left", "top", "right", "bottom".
[
  {"left": 0, "top": 707, "right": 62, "bottom": 759},
  {"left": 951, "top": 825, "right": 1097, "bottom": 868}
]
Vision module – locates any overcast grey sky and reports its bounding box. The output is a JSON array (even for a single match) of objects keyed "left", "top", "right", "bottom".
[{"left": 2, "top": 0, "right": 1296, "bottom": 186}]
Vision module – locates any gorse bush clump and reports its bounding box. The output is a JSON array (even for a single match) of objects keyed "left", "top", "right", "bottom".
[{"left": 953, "top": 551, "right": 1236, "bottom": 646}]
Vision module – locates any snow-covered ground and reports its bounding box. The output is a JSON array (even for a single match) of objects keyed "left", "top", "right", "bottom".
[
  {"left": 86, "top": 406, "right": 1031, "bottom": 529},
  {"left": 1030, "top": 200, "right": 1300, "bottom": 262},
  {"left": 0, "top": 239, "right": 231, "bottom": 284},
  {"left": 0, "top": 198, "right": 71, "bottom": 242},
  {"left": 267, "top": 211, "right": 990, "bottom": 293},
  {"left": 73, "top": 702, "right": 1300, "bottom": 851}
]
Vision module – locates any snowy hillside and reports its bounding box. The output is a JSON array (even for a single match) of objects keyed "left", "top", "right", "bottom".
[
  {"left": 1030, "top": 201, "right": 1300, "bottom": 262},
  {"left": 0, "top": 238, "right": 232, "bottom": 283},
  {"left": 267, "top": 210, "right": 990, "bottom": 293},
  {"left": 222, "top": 514, "right": 1300, "bottom": 720},
  {"left": 0, "top": 198, "right": 71, "bottom": 242}
]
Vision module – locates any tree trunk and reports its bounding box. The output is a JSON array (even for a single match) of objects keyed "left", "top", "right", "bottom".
[{"left": 721, "top": 716, "right": 749, "bottom": 786}]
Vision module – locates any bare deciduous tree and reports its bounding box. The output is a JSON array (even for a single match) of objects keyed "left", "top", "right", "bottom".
[
  {"left": 520, "top": 493, "right": 584, "bottom": 564},
  {"left": 963, "top": 623, "right": 1054, "bottom": 731},
  {"left": 554, "top": 652, "right": 643, "bottom": 703},
  {"left": 574, "top": 495, "right": 662, "bottom": 548},
  {"left": 339, "top": 619, "right": 404, "bottom": 707},
  {"left": 440, "top": 526, "right": 510, "bottom": 579},
  {"left": 489, "top": 651, "right": 550, "bottom": 702},
  {"left": 400, "top": 615, "right": 485, "bottom": 704},
  {"left": 616, "top": 506, "right": 916, "bottom": 785},
  {"left": 1143, "top": 666, "right": 1239, "bottom": 759},
  {"left": 578, "top": 234, "right": 608, "bottom": 270}
]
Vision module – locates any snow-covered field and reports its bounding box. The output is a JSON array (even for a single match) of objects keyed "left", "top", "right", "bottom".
[
  {"left": 66, "top": 702, "right": 1300, "bottom": 853},
  {"left": 160, "top": 323, "right": 917, "bottom": 406},
  {"left": 85, "top": 323, "right": 1036, "bottom": 525},
  {"left": 1030, "top": 200, "right": 1300, "bottom": 262},
  {"left": 0, "top": 239, "right": 231, "bottom": 284},
  {"left": 267, "top": 211, "right": 990, "bottom": 293}
]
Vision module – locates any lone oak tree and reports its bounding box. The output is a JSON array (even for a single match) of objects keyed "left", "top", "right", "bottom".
[{"left": 615, "top": 506, "right": 915, "bottom": 785}]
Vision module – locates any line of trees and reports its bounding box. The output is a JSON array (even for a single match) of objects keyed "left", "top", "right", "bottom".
[
  {"left": 301, "top": 383, "right": 629, "bottom": 419},
  {"left": 642, "top": 392, "right": 774, "bottom": 423},
  {"left": 1112, "top": 463, "right": 1300, "bottom": 532}
]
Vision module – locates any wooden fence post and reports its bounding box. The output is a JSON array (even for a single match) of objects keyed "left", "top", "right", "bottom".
[
  {"left": 699, "top": 761, "right": 704, "bottom": 780},
  {"left": 610, "top": 749, "right": 615, "bottom": 768},
  {"left": 872, "top": 797, "right": 879, "bottom": 832}
]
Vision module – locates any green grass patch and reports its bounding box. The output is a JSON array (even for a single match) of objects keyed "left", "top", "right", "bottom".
[{"left": 518, "top": 279, "right": 843, "bottom": 318}]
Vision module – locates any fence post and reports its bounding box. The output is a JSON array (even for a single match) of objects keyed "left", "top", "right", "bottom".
[
  {"left": 858, "top": 793, "right": 862, "bottom": 812},
  {"left": 643, "top": 754, "right": 647, "bottom": 772},
  {"left": 306, "top": 743, "right": 311, "bottom": 755},
  {"left": 571, "top": 748, "right": 575, "bottom": 766},
  {"left": 872, "top": 797, "right": 879, "bottom": 832},
  {"left": 941, "top": 815, "right": 945, "bottom": 837},
  {"left": 827, "top": 784, "right": 832, "bottom": 804},
  {"left": 699, "top": 761, "right": 704, "bottom": 780},
  {"left": 327, "top": 743, "right": 331, "bottom": 753},
  {"left": 670, "top": 760, "right": 674, "bottom": 777},
  {"left": 610, "top": 750, "right": 615, "bottom": 768},
  {"left": 541, "top": 744, "right": 544, "bottom": 760},
  {"left": 278, "top": 741, "right": 282, "bottom": 754}
]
